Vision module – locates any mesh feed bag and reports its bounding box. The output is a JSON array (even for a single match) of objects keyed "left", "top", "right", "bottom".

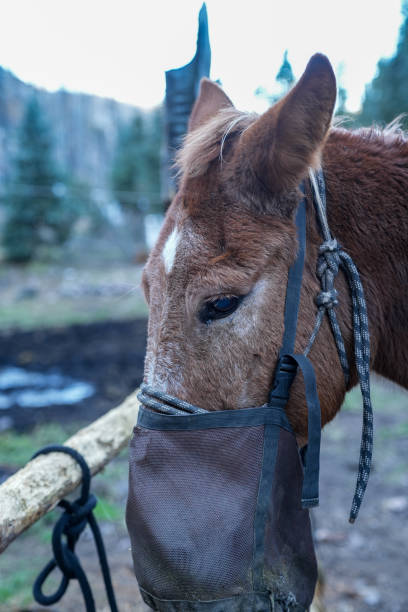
[{"left": 126, "top": 404, "right": 317, "bottom": 612}]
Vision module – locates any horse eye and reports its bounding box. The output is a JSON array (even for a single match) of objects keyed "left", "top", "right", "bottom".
[{"left": 200, "top": 296, "right": 243, "bottom": 323}]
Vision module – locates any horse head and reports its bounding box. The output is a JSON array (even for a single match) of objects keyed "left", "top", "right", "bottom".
[{"left": 142, "top": 54, "right": 348, "bottom": 440}]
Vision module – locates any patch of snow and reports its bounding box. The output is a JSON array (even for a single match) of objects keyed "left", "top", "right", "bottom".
[{"left": 0, "top": 366, "right": 95, "bottom": 409}]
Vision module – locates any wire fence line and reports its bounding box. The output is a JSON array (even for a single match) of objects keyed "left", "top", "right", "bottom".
[{"left": 0, "top": 182, "right": 162, "bottom": 204}]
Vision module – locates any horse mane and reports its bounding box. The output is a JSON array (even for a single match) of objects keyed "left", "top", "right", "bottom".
[
  {"left": 360, "top": 120, "right": 408, "bottom": 147},
  {"left": 175, "top": 108, "right": 258, "bottom": 179},
  {"left": 333, "top": 118, "right": 408, "bottom": 150},
  {"left": 176, "top": 109, "right": 408, "bottom": 181}
]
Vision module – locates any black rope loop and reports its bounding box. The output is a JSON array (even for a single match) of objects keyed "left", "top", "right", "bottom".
[{"left": 31, "top": 445, "right": 118, "bottom": 612}]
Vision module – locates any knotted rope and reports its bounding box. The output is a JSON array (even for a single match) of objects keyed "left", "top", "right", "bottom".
[
  {"left": 306, "top": 168, "right": 373, "bottom": 523},
  {"left": 31, "top": 445, "right": 118, "bottom": 612}
]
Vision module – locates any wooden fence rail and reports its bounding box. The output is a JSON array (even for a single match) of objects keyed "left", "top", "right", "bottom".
[{"left": 0, "top": 391, "right": 140, "bottom": 553}]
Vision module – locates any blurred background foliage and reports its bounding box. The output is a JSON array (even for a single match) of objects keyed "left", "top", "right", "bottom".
[
  {"left": 3, "top": 97, "right": 79, "bottom": 262},
  {"left": 257, "top": 3, "right": 408, "bottom": 127},
  {"left": 111, "top": 107, "right": 163, "bottom": 214},
  {"left": 359, "top": 2, "right": 408, "bottom": 127},
  {"left": 1, "top": 4, "right": 408, "bottom": 265},
  {"left": 0, "top": 78, "right": 163, "bottom": 266}
]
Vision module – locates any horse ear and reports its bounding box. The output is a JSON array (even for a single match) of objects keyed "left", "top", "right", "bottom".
[
  {"left": 238, "top": 54, "right": 336, "bottom": 198},
  {"left": 188, "top": 78, "right": 234, "bottom": 132}
]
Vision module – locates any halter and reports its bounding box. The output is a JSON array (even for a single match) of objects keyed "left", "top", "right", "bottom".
[{"left": 139, "top": 168, "right": 374, "bottom": 523}]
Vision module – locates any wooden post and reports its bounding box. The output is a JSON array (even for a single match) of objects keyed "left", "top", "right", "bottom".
[{"left": 0, "top": 391, "right": 140, "bottom": 553}]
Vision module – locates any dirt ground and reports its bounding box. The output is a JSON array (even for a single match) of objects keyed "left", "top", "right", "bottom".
[
  {"left": 0, "top": 319, "right": 147, "bottom": 431},
  {"left": 0, "top": 319, "right": 407, "bottom": 611}
]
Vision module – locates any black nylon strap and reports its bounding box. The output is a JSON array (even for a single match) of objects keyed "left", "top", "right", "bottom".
[
  {"left": 269, "top": 350, "right": 321, "bottom": 509},
  {"left": 270, "top": 189, "right": 321, "bottom": 508},
  {"left": 137, "top": 401, "right": 293, "bottom": 432},
  {"left": 269, "top": 191, "right": 307, "bottom": 405},
  {"left": 283, "top": 354, "right": 321, "bottom": 508}
]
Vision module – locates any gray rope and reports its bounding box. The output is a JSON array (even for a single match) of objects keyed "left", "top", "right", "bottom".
[
  {"left": 304, "top": 238, "right": 350, "bottom": 383},
  {"left": 138, "top": 384, "right": 208, "bottom": 415},
  {"left": 306, "top": 168, "right": 373, "bottom": 523},
  {"left": 305, "top": 169, "right": 349, "bottom": 380},
  {"left": 308, "top": 168, "right": 330, "bottom": 240}
]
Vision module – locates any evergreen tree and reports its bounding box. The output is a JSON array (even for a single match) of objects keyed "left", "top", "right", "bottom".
[
  {"left": 334, "top": 63, "right": 350, "bottom": 117},
  {"left": 255, "top": 51, "right": 295, "bottom": 105},
  {"left": 336, "top": 86, "right": 348, "bottom": 116},
  {"left": 3, "top": 96, "right": 76, "bottom": 262},
  {"left": 276, "top": 50, "right": 295, "bottom": 92},
  {"left": 360, "top": 3, "right": 408, "bottom": 126},
  {"left": 112, "top": 107, "right": 163, "bottom": 213}
]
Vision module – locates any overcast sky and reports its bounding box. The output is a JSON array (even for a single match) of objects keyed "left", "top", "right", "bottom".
[{"left": 0, "top": 0, "right": 404, "bottom": 113}]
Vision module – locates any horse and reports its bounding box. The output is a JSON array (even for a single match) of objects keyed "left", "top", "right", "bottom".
[{"left": 135, "top": 53, "right": 408, "bottom": 609}]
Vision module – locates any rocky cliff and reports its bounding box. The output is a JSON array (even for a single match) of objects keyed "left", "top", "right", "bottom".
[{"left": 0, "top": 66, "right": 137, "bottom": 191}]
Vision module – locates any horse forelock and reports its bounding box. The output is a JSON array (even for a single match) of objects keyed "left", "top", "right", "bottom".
[{"left": 175, "top": 108, "right": 258, "bottom": 179}]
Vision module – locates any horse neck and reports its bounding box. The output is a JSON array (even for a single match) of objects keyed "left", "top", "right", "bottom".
[{"left": 323, "top": 127, "right": 408, "bottom": 389}]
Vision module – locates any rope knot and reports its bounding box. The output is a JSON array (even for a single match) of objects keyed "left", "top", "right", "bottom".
[
  {"left": 315, "top": 288, "right": 338, "bottom": 310},
  {"left": 31, "top": 446, "right": 118, "bottom": 611},
  {"left": 317, "top": 239, "right": 341, "bottom": 279},
  {"left": 319, "top": 238, "right": 339, "bottom": 254},
  {"left": 62, "top": 495, "right": 97, "bottom": 538}
]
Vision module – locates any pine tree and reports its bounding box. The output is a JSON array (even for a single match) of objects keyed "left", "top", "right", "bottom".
[
  {"left": 336, "top": 86, "right": 348, "bottom": 115},
  {"left": 111, "top": 107, "right": 163, "bottom": 213},
  {"left": 3, "top": 96, "right": 75, "bottom": 262},
  {"left": 276, "top": 50, "right": 295, "bottom": 92},
  {"left": 255, "top": 51, "right": 295, "bottom": 105},
  {"left": 360, "top": 3, "right": 408, "bottom": 126}
]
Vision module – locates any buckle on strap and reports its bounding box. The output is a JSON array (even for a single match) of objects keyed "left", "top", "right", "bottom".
[
  {"left": 269, "top": 356, "right": 298, "bottom": 405},
  {"left": 269, "top": 353, "right": 322, "bottom": 509}
]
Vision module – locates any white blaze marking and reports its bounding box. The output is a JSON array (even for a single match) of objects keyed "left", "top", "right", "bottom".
[{"left": 162, "top": 227, "right": 180, "bottom": 274}]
